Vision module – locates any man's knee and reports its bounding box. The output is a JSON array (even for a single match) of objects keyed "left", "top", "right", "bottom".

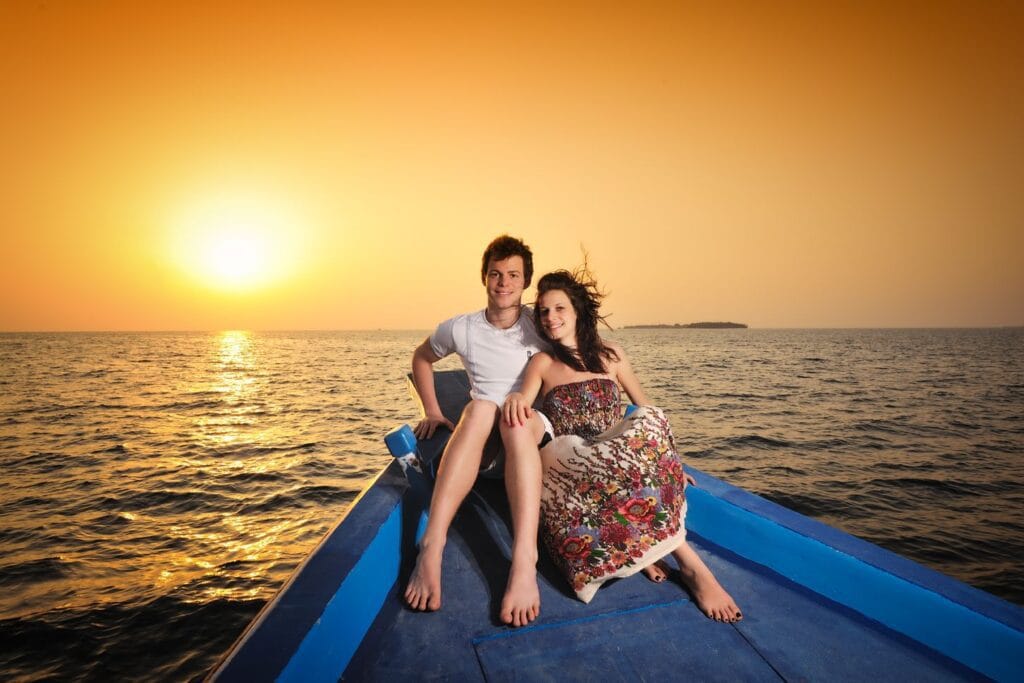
[
  {"left": 451, "top": 400, "right": 499, "bottom": 445},
  {"left": 460, "top": 399, "right": 498, "bottom": 424}
]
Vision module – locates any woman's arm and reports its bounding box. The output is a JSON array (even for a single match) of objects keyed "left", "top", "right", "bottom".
[
  {"left": 503, "top": 352, "right": 550, "bottom": 427},
  {"left": 611, "top": 343, "right": 696, "bottom": 485},
  {"left": 609, "top": 342, "right": 650, "bottom": 406}
]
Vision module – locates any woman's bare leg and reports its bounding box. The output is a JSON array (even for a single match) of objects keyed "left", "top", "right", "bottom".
[
  {"left": 670, "top": 540, "right": 742, "bottom": 622},
  {"left": 642, "top": 559, "right": 669, "bottom": 583}
]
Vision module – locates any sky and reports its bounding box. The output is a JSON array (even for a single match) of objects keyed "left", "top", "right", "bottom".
[{"left": 1, "top": 1, "right": 1022, "bottom": 330}]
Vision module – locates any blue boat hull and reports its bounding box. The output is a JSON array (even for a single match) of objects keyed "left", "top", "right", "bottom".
[{"left": 210, "top": 371, "right": 1023, "bottom": 682}]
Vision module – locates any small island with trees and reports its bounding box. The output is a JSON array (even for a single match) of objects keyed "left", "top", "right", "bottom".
[{"left": 624, "top": 322, "right": 748, "bottom": 329}]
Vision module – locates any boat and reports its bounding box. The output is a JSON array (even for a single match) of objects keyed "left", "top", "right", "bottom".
[{"left": 209, "top": 370, "right": 1024, "bottom": 681}]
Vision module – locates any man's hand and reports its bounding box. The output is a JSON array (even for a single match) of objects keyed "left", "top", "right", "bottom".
[
  {"left": 502, "top": 392, "right": 533, "bottom": 428},
  {"left": 413, "top": 412, "right": 455, "bottom": 439}
]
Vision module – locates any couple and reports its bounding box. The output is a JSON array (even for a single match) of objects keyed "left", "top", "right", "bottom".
[{"left": 407, "top": 235, "right": 742, "bottom": 626}]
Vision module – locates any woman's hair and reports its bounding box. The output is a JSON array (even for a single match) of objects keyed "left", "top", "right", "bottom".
[{"left": 535, "top": 266, "right": 619, "bottom": 373}]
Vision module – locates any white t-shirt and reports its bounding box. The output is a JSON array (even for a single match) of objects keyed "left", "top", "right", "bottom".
[{"left": 430, "top": 307, "right": 549, "bottom": 404}]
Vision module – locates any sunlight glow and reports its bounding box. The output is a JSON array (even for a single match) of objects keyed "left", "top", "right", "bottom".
[{"left": 169, "top": 191, "right": 307, "bottom": 292}]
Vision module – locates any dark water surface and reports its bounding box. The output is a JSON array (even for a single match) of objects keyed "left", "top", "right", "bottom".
[{"left": 0, "top": 329, "right": 1021, "bottom": 680}]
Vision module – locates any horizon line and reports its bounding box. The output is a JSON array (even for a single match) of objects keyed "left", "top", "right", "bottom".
[{"left": 1, "top": 325, "right": 1022, "bottom": 334}]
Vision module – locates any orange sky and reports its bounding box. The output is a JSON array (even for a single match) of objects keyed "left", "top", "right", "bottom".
[{"left": 1, "top": 1, "right": 1021, "bottom": 330}]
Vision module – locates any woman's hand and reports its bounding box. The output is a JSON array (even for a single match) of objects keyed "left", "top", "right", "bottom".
[
  {"left": 413, "top": 412, "right": 455, "bottom": 439},
  {"left": 684, "top": 472, "right": 697, "bottom": 487},
  {"left": 503, "top": 392, "right": 533, "bottom": 428}
]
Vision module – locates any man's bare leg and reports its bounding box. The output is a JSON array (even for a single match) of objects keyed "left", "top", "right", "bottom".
[
  {"left": 498, "top": 415, "right": 545, "bottom": 626},
  {"left": 405, "top": 400, "right": 498, "bottom": 611},
  {"left": 670, "top": 540, "right": 743, "bottom": 622}
]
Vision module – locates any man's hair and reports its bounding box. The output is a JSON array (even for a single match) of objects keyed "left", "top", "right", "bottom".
[{"left": 481, "top": 234, "right": 534, "bottom": 287}]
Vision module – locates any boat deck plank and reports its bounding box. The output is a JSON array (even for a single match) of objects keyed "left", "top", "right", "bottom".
[{"left": 343, "top": 477, "right": 979, "bottom": 681}]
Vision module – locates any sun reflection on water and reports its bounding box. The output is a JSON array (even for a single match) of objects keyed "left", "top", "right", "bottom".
[
  {"left": 154, "top": 331, "right": 325, "bottom": 603},
  {"left": 186, "top": 331, "right": 263, "bottom": 450},
  {"left": 215, "top": 330, "right": 256, "bottom": 400}
]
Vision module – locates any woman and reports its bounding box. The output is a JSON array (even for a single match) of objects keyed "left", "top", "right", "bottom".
[{"left": 502, "top": 268, "right": 742, "bottom": 622}]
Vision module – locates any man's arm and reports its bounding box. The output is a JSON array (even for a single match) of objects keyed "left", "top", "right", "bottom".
[{"left": 412, "top": 338, "right": 456, "bottom": 439}]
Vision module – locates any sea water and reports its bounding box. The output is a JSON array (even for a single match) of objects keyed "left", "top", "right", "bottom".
[{"left": 0, "top": 329, "right": 1021, "bottom": 680}]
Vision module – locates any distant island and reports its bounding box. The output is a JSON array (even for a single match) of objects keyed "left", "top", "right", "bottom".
[{"left": 624, "top": 322, "right": 748, "bottom": 329}]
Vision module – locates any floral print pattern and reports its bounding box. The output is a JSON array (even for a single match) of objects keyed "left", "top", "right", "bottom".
[
  {"left": 540, "top": 379, "right": 688, "bottom": 603},
  {"left": 542, "top": 378, "right": 622, "bottom": 439}
]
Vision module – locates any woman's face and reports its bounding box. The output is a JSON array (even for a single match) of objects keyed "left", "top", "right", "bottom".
[{"left": 537, "top": 289, "right": 577, "bottom": 345}]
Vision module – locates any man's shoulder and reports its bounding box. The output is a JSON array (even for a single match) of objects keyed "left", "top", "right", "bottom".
[
  {"left": 429, "top": 310, "right": 484, "bottom": 357},
  {"left": 435, "top": 309, "right": 485, "bottom": 329}
]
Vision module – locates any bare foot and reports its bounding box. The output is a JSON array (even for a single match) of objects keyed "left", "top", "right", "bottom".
[
  {"left": 500, "top": 561, "right": 540, "bottom": 627},
  {"left": 404, "top": 541, "right": 443, "bottom": 611},
  {"left": 672, "top": 542, "right": 743, "bottom": 622},
  {"left": 642, "top": 559, "right": 669, "bottom": 583}
]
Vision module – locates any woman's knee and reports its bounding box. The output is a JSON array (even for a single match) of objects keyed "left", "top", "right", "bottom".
[{"left": 499, "top": 413, "right": 545, "bottom": 443}]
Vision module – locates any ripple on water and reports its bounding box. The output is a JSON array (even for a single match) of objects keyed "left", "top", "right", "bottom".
[
  {"left": 0, "top": 328, "right": 1021, "bottom": 681},
  {"left": 0, "top": 556, "right": 81, "bottom": 585},
  {"left": 722, "top": 434, "right": 792, "bottom": 449}
]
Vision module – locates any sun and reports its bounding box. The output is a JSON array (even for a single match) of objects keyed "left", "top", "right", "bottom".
[
  {"left": 169, "top": 191, "right": 305, "bottom": 292},
  {"left": 198, "top": 228, "right": 272, "bottom": 289}
]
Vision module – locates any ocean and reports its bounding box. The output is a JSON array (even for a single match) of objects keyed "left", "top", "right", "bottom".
[{"left": 0, "top": 328, "right": 1021, "bottom": 680}]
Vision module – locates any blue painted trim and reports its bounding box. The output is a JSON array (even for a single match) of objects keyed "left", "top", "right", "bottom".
[
  {"left": 277, "top": 502, "right": 404, "bottom": 682},
  {"left": 685, "top": 468, "right": 1024, "bottom": 682},
  {"left": 209, "top": 463, "right": 409, "bottom": 682},
  {"left": 687, "top": 467, "right": 1024, "bottom": 632}
]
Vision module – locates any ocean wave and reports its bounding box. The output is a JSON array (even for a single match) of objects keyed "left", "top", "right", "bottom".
[
  {"left": 90, "top": 489, "right": 238, "bottom": 515},
  {"left": 207, "top": 441, "right": 320, "bottom": 459},
  {"left": 758, "top": 490, "right": 870, "bottom": 520},
  {"left": 83, "top": 513, "right": 136, "bottom": 529},
  {"left": 0, "top": 496, "right": 56, "bottom": 515},
  {"left": 7, "top": 451, "right": 98, "bottom": 474},
  {"left": 92, "top": 443, "right": 129, "bottom": 454},
  {"left": 234, "top": 485, "right": 357, "bottom": 515},
  {"left": 3, "top": 328, "right": 1021, "bottom": 681},
  {"left": 722, "top": 434, "right": 792, "bottom": 449},
  {"left": 866, "top": 476, "right": 980, "bottom": 498},
  {"left": 0, "top": 556, "right": 80, "bottom": 584},
  {"left": 0, "top": 595, "right": 265, "bottom": 682}
]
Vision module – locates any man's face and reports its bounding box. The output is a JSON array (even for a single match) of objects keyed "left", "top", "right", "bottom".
[{"left": 485, "top": 255, "right": 526, "bottom": 310}]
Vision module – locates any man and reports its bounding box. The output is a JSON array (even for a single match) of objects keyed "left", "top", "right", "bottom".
[{"left": 406, "top": 234, "right": 549, "bottom": 627}]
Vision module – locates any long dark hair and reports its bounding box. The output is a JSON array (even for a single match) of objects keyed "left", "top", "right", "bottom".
[{"left": 535, "top": 267, "right": 619, "bottom": 373}]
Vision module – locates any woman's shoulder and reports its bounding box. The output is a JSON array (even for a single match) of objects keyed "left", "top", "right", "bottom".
[
  {"left": 603, "top": 339, "right": 628, "bottom": 359},
  {"left": 529, "top": 350, "right": 556, "bottom": 368}
]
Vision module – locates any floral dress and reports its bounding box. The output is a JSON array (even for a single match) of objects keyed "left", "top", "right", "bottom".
[{"left": 540, "top": 378, "right": 688, "bottom": 603}]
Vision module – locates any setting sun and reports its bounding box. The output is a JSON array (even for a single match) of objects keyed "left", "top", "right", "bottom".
[
  {"left": 199, "top": 229, "right": 271, "bottom": 289},
  {"left": 167, "top": 190, "right": 306, "bottom": 293}
]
